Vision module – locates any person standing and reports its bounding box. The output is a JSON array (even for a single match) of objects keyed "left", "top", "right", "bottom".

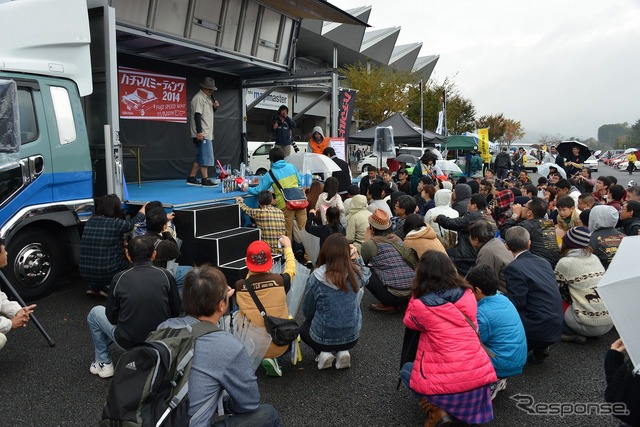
[
  {"left": 323, "top": 147, "right": 351, "bottom": 199},
  {"left": 494, "top": 147, "right": 511, "bottom": 180},
  {"left": 187, "top": 77, "right": 219, "bottom": 187},
  {"left": 273, "top": 105, "right": 296, "bottom": 157},
  {"left": 627, "top": 151, "right": 637, "bottom": 175}
]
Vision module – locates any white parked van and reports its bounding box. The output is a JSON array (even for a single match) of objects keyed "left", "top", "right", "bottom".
[{"left": 248, "top": 142, "right": 308, "bottom": 175}]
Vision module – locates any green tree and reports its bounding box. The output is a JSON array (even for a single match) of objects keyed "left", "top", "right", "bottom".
[
  {"left": 597, "top": 123, "right": 630, "bottom": 146},
  {"left": 627, "top": 119, "right": 640, "bottom": 147},
  {"left": 340, "top": 62, "right": 417, "bottom": 129},
  {"left": 406, "top": 77, "right": 476, "bottom": 135}
]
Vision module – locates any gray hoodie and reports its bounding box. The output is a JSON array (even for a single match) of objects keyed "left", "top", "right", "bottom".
[
  {"left": 453, "top": 183, "right": 472, "bottom": 216},
  {"left": 588, "top": 205, "right": 625, "bottom": 269}
]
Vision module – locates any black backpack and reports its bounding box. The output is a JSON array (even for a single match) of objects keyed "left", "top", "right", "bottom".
[{"left": 100, "top": 321, "right": 219, "bottom": 427}]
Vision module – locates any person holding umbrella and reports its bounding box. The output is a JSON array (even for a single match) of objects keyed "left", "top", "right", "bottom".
[{"left": 561, "top": 144, "right": 590, "bottom": 177}]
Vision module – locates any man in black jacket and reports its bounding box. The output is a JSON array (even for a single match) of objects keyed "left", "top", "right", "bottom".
[
  {"left": 494, "top": 147, "right": 511, "bottom": 180},
  {"left": 323, "top": 147, "right": 351, "bottom": 199},
  {"left": 499, "top": 196, "right": 560, "bottom": 268},
  {"left": 435, "top": 193, "right": 495, "bottom": 275},
  {"left": 86, "top": 234, "right": 181, "bottom": 378},
  {"left": 503, "top": 226, "right": 563, "bottom": 364}
]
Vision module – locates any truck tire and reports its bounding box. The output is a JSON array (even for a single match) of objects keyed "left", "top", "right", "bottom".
[
  {"left": 5, "top": 228, "right": 62, "bottom": 300},
  {"left": 361, "top": 164, "right": 372, "bottom": 173},
  {"left": 255, "top": 168, "right": 267, "bottom": 176}
]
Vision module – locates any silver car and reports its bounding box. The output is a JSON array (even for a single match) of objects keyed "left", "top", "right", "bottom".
[{"left": 584, "top": 155, "right": 598, "bottom": 172}]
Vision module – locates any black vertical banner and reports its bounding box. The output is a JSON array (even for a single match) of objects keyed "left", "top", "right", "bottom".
[{"left": 338, "top": 89, "right": 357, "bottom": 143}]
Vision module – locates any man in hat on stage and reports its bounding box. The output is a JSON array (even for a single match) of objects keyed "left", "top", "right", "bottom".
[{"left": 187, "top": 77, "right": 220, "bottom": 187}]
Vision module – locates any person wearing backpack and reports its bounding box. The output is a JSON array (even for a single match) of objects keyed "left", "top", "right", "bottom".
[
  {"left": 159, "top": 266, "right": 281, "bottom": 427},
  {"left": 86, "top": 234, "right": 181, "bottom": 378}
]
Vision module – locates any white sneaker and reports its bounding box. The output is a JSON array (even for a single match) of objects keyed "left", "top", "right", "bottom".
[
  {"left": 90, "top": 361, "right": 114, "bottom": 378},
  {"left": 335, "top": 350, "right": 351, "bottom": 369},
  {"left": 490, "top": 378, "right": 507, "bottom": 400},
  {"left": 316, "top": 351, "right": 335, "bottom": 370}
]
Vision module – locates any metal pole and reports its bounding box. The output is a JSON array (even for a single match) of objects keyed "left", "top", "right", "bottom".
[
  {"left": 0, "top": 271, "right": 55, "bottom": 347},
  {"left": 331, "top": 45, "right": 338, "bottom": 138},
  {"left": 420, "top": 79, "right": 424, "bottom": 152}
]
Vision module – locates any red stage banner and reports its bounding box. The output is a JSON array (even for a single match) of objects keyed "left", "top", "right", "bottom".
[{"left": 118, "top": 67, "right": 187, "bottom": 123}]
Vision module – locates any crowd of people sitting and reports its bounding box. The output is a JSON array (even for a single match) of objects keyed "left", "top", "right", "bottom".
[{"left": 4, "top": 144, "right": 639, "bottom": 426}]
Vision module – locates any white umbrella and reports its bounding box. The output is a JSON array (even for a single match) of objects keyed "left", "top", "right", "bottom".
[
  {"left": 624, "top": 148, "right": 638, "bottom": 154},
  {"left": 536, "top": 162, "right": 567, "bottom": 179},
  {"left": 285, "top": 152, "right": 341, "bottom": 175},
  {"left": 436, "top": 159, "right": 462, "bottom": 173},
  {"left": 598, "top": 236, "right": 640, "bottom": 374}
]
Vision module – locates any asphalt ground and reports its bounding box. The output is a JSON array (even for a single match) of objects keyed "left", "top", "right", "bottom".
[{"left": 1, "top": 162, "right": 632, "bottom": 427}]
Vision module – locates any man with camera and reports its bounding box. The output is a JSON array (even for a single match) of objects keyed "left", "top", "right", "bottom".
[{"left": 272, "top": 105, "right": 296, "bottom": 157}]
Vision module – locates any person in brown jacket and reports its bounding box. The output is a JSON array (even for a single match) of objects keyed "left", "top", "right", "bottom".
[
  {"left": 235, "top": 236, "right": 296, "bottom": 377},
  {"left": 402, "top": 214, "right": 446, "bottom": 258}
]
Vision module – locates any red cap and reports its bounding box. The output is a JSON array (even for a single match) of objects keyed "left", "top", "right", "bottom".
[{"left": 246, "top": 241, "right": 273, "bottom": 273}]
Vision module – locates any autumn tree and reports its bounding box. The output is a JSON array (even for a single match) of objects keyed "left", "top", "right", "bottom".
[
  {"left": 502, "top": 119, "right": 525, "bottom": 149},
  {"left": 406, "top": 77, "right": 476, "bottom": 135},
  {"left": 340, "top": 62, "right": 417, "bottom": 129},
  {"left": 475, "top": 114, "right": 525, "bottom": 149}
]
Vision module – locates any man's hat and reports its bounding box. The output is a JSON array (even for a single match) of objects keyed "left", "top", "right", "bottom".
[
  {"left": 246, "top": 241, "right": 273, "bottom": 273},
  {"left": 199, "top": 77, "right": 217, "bottom": 91},
  {"left": 368, "top": 209, "right": 392, "bottom": 231}
]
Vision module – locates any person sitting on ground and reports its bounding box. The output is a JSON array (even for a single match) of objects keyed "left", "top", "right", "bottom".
[
  {"left": 341, "top": 185, "right": 360, "bottom": 227},
  {"left": 144, "top": 206, "right": 191, "bottom": 291},
  {"left": 517, "top": 171, "right": 531, "bottom": 185},
  {"left": 491, "top": 189, "right": 515, "bottom": 228},
  {"left": 402, "top": 213, "right": 446, "bottom": 258},
  {"left": 556, "top": 178, "right": 581, "bottom": 206},
  {"left": 360, "top": 164, "right": 381, "bottom": 196},
  {"left": 302, "top": 234, "right": 369, "bottom": 370},
  {"left": 417, "top": 184, "right": 436, "bottom": 216},
  {"left": 401, "top": 251, "right": 496, "bottom": 426},
  {"left": 587, "top": 205, "right": 625, "bottom": 269},
  {"left": 306, "top": 206, "right": 345, "bottom": 250},
  {"left": 577, "top": 193, "right": 597, "bottom": 212},
  {"left": 592, "top": 176, "right": 611, "bottom": 204},
  {"left": 158, "top": 266, "right": 281, "bottom": 427},
  {"left": 396, "top": 168, "right": 411, "bottom": 194},
  {"left": 362, "top": 209, "right": 417, "bottom": 314},
  {"left": 322, "top": 147, "right": 351, "bottom": 199},
  {"left": 627, "top": 184, "right": 640, "bottom": 202},
  {"left": 345, "top": 195, "right": 372, "bottom": 252},
  {"left": 606, "top": 184, "right": 625, "bottom": 212},
  {"left": 0, "top": 239, "right": 36, "bottom": 351},
  {"left": 413, "top": 176, "right": 433, "bottom": 214},
  {"left": 604, "top": 338, "right": 640, "bottom": 426},
  {"left": 314, "top": 176, "right": 345, "bottom": 225},
  {"left": 246, "top": 146, "right": 305, "bottom": 239},
  {"left": 435, "top": 194, "right": 494, "bottom": 276},
  {"left": 575, "top": 168, "right": 595, "bottom": 194},
  {"left": 305, "top": 181, "right": 324, "bottom": 215},
  {"left": 503, "top": 227, "right": 563, "bottom": 364},
  {"left": 500, "top": 196, "right": 561, "bottom": 268},
  {"left": 554, "top": 195, "right": 581, "bottom": 241},
  {"left": 133, "top": 200, "right": 176, "bottom": 239},
  {"left": 555, "top": 227, "right": 613, "bottom": 344},
  {"left": 236, "top": 191, "right": 286, "bottom": 256},
  {"left": 479, "top": 179, "right": 495, "bottom": 205},
  {"left": 618, "top": 200, "right": 640, "bottom": 236},
  {"left": 469, "top": 220, "right": 513, "bottom": 294},
  {"left": 234, "top": 237, "right": 296, "bottom": 377},
  {"left": 465, "top": 265, "right": 527, "bottom": 400},
  {"left": 367, "top": 180, "right": 392, "bottom": 217},
  {"left": 86, "top": 234, "right": 181, "bottom": 378},
  {"left": 392, "top": 195, "right": 416, "bottom": 239},
  {"left": 380, "top": 167, "right": 398, "bottom": 194},
  {"left": 452, "top": 183, "right": 472, "bottom": 216},
  {"left": 80, "top": 195, "right": 147, "bottom": 297}
]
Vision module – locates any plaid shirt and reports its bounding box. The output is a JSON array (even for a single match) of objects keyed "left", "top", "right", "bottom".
[
  {"left": 238, "top": 203, "right": 286, "bottom": 255},
  {"left": 79, "top": 212, "right": 144, "bottom": 287},
  {"left": 428, "top": 385, "right": 493, "bottom": 424}
]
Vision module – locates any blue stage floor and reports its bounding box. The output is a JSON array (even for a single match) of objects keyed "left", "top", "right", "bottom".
[{"left": 125, "top": 179, "right": 252, "bottom": 208}]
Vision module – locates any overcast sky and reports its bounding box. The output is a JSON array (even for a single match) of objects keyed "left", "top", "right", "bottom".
[{"left": 329, "top": 0, "right": 640, "bottom": 140}]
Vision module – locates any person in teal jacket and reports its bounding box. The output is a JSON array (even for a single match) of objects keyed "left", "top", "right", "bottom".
[
  {"left": 247, "top": 146, "right": 305, "bottom": 238},
  {"left": 466, "top": 265, "right": 527, "bottom": 399}
]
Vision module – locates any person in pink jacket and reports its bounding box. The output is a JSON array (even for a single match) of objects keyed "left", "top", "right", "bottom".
[{"left": 400, "top": 250, "right": 496, "bottom": 426}]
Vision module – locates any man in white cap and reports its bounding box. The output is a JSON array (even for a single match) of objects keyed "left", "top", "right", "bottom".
[{"left": 187, "top": 77, "right": 219, "bottom": 187}]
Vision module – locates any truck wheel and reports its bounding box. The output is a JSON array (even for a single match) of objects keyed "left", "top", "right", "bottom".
[
  {"left": 361, "top": 164, "right": 372, "bottom": 173},
  {"left": 532, "top": 167, "right": 537, "bottom": 173},
  {"left": 256, "top": 168, "right": 267, "bottom": 176},
  {"left": 5, "top": 228, "right": 62, "bottom": 300}
]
